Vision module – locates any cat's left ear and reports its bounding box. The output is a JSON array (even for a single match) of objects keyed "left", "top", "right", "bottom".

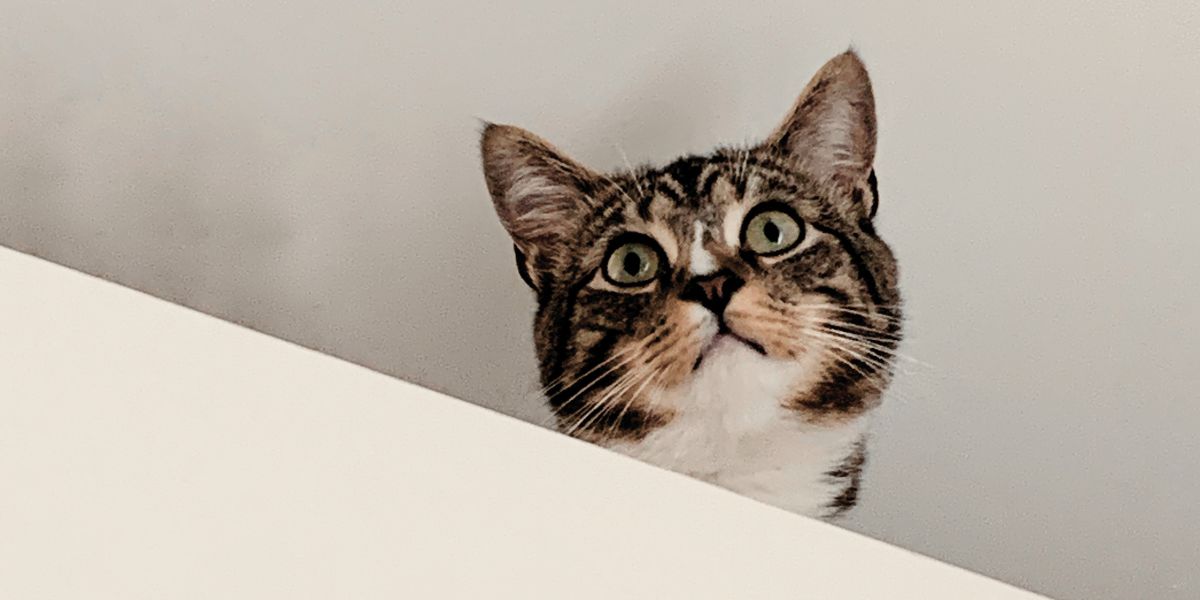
[
  {"left": 480, "top": 123, "right": 599, "bottom": 291},
  {"left": 763, "top": 49, "right": 880, "bottom": 218}
]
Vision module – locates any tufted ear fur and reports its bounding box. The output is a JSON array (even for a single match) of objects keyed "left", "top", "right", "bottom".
[
  {"left": 764, "top": 50, "right": 879, "bottom": 217},
  {"left": 480, "top": 123, "right": 599, "bottom": 290}
]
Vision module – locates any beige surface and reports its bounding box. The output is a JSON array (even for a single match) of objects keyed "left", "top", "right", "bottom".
[
  {"left": 3, "top": 3, "right": 1199, "bottom": 599},
  {"left": 0, "top": 247, "right": 1051, "bottom": 599}
]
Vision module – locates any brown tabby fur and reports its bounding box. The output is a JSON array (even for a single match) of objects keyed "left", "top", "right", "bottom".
[{"left": 480, "top": 50, "right": 902, "bottom": 516}]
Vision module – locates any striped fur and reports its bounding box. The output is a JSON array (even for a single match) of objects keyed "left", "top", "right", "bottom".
[{"left": 480, "top": 50, "right": 901, "bottom": 517}]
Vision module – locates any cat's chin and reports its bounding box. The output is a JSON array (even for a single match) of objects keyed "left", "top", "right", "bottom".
[{"left": 693, "top": 331, "right": 769, "bottom": 371}]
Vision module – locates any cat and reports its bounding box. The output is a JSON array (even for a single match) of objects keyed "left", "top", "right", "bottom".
[{"left": 479, "top": 50, "right": 901, "bottom": 518}]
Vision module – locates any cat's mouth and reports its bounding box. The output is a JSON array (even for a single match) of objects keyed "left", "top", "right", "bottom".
[{"left": 693, "top": 326, "right": 767, "bottom": 370}]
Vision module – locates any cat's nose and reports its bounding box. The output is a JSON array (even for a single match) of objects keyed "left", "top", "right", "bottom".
[{"left": 681, "top": 271, "right": 744, "bottom": 316}]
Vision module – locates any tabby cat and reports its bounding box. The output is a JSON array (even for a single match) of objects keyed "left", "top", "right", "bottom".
[{"left": 479, "top": 50, "right": 901, "bottom": 517}]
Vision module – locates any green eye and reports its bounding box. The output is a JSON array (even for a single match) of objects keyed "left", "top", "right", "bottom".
[
  {"left": 743, "top": 207, "right": 804, "bottom": 256},
  {"left": 603, "top": 239, "right": 662, "bottom": 286}
]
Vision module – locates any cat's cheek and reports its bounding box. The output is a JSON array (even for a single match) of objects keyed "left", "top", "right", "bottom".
[
  {"left": 724, "top": 285, "right": 801, "bottom": 359},
  {"left": 655, "top": 301, "right": 714, "bottom": 389}
]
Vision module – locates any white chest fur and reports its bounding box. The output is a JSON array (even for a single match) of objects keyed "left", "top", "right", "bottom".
[{"left": 606, "top": 338, "right": 870, "bottom": 517}]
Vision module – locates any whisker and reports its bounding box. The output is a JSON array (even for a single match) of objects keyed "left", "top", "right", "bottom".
[
  {"left": 533, "top": 347, "right": 641, "bottom": 427},
  {"left": 597, "top": 171, "right": 641, "bottom": 210},
  {"left": 806, "top": 317, "right": 904, "bottom": 341},
  {"left": 604, "top": 366, "right": 662, "bottom": 439},
  {"left": 806, "top": 330, "right": 896, "bottom": 375},
  {"left": 745, "top": 317, "right": 895, "bottom": 375},
  {"left": 551, "top": 349, "right": 645, "bottom": 427},
  {"left": 804, "top": 334, "right": 918, "bottom": 406},
  {"left": 568, "top": 365, "right": 648, "bottom": 437},
  {"left": 562, "top": 348, "right": 662, "bottom": 435},
  {"left": 818, "top": 339, "right": 886, "bottom": 385},
  {"left": 788, "top": 302, "right": 906, "bottom": 324},
  {"left": 737, "top": 316, "right": 916, "bottom": 374},
  {"left": 810, "top": 325, "right": 932, "bottom": 369},
  {"left": 806, "top": 328, "right": 900, "bottom": 367},
  {"left": 544, "top": 323, "right": 675, "bottom": 406},
  {"left": 805, "top": 330, "right": 928, "bottom": 380},
  {"left": 785, "top": 299, "right": 905, "bottom": 309},
  {"left": 809, "top": 324, "right": 906, "bottom": 354},
  {"left": 562, "top": 371, "right": 630, "bottom": 436},
  {"left": 614, "top": 143, "right": 647, "bottom": 197},
  {"left": 558, "top": 322, "right": 689, "bottom": 434},
  {"left": 541, "top": 343, "right": 640, "bottom": 400}
]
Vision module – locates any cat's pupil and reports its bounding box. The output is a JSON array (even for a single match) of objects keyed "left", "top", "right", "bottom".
[
  {"left": 764, "top": 220, "right": 781, "bottom": 244},
  {"left": 623, "top": 252, "right": 642, "bottom": 275}
]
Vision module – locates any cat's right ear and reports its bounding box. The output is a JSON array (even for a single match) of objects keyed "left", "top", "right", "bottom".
[{"left": 480, "top": 123, "right": 598, "bottom": 291}]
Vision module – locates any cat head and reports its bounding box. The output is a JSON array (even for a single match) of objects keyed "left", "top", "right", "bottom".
[{"left": 480, "top": 50, "right": 902, "bottom": 441}]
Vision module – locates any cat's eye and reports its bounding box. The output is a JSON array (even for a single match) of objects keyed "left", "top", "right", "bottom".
[
  {"left": 742, "top": 205, "right": 804, "bottom": 256},
  {"left": 602, "top": 236, "right": 663, "bottom": 287}
]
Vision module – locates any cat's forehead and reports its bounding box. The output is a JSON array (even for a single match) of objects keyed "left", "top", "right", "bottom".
[
  {"left": 647, "top": 150, "right": 749, "bottom": 207},
  {"left": 603, "top": 149, "right": 799, "bottom": 236}
]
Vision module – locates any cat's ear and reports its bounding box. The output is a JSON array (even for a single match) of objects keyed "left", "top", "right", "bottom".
[
  {"left": 763, "top": 50, "right": 879, "bottom": 215},
  {"left": 480, "top": 123, "right": 598, "bottom": 290}
]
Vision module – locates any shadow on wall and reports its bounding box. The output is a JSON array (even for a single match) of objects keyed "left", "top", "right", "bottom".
[
  {"left": 0, "top": 39, "right": 727, "bottom": 426},
  {"left": 0, "top": 62, "right": 293, "bottom": 335}
]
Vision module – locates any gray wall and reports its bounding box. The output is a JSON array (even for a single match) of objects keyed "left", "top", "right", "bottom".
[{"left": 3, "top": 2, "right": 1198, "bottom": 599}]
